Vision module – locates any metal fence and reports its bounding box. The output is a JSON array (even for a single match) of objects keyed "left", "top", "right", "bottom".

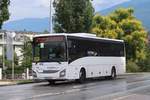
[{"left": 2, "top": 73, "right": 33, "bottom": 80}]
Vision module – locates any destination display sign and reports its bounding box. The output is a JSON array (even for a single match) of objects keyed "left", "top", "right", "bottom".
[{"left": 35, "top": 36, "right": 65, "bottom": 43}]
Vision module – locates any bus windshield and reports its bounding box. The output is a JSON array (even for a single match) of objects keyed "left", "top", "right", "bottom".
[{"left": 33, "top": 36, "right": 67, "bottom": 62}]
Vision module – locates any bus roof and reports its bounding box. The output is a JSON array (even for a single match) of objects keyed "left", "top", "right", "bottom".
[{"left": 33, "top": 33, "right": 124, "bottom": 42}]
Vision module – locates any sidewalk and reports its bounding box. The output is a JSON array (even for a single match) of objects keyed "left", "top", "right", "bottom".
[
  {"left": 0, "top": 80, "right": 34, "bottom": 86},
  {"left": 0, "top": 81, "right": 16, "bottom": 86}
]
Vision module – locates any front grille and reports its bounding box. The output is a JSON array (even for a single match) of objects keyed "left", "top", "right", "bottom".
[{"left": 42, "top": 70, "right": 59, "bottom": 73}]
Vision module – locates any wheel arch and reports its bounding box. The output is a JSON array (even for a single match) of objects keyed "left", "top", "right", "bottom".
[
  {"left": 80, "top": 67, "right": 86, "bottom": 75},
  {"left": 112, "top": 66, "right": 116, "bottom": 72},
  {"left": 79, "top": 67, "right": 86, "bottom": 78}
]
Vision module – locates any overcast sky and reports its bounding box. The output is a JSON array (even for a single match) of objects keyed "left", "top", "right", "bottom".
[{"left": 8, "top": 0, "right": 130, "bottom": 21}]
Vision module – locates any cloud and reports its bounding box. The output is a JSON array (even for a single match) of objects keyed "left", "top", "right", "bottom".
[
  {"left": 8, "top": 0, "right": 51, "bottom": 21},
  {"left": 8, "top": 0, "right": 130, "bottom": 22}
]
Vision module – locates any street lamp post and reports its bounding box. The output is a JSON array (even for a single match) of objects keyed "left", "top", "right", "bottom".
[{"left": 50, "top": 0, "right": 53, "bottom": 34}]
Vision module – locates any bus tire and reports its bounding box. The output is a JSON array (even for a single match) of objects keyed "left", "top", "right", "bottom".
[
  {"left": 76, "top": 68, "right": 86, "bottom": 83},
  {"left": 111, "top": 67, "right": 116, "bottom": 79}
]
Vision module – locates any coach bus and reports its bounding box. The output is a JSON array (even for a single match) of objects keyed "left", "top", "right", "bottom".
[{"left": 32, "top": 33, "right": 126, "bottom": 84}]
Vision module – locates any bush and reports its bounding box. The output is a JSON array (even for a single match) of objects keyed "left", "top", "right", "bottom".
[
  {"left": 137, "top": 46, "right": 150, "bottom": 72},
  {"left": 127, "top": 60, "right": 139, "bottom": 72},
  {"left": 5, "top": 66, "right": 25, "bottom": 75}
]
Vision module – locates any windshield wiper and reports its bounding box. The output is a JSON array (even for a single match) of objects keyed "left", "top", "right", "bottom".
[
  {"left": 54, "top": 59, "right": 62, "bottom": 64},
  {"left": 56, "top": 61, "right": 61, "bottom": 64},
  {"left": 48, "top": 58, "right": 62, "bottom": 64}
]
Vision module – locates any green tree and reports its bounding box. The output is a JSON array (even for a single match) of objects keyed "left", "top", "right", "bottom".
[
  {"left": 0, "top": 45, "right": 18, "bottom": 69},
  {"left": 92, "top": 8, "right": 148, "bottom": 63},
  {"left": 0, "top": 0, "right": 10, "bottom": 28},
  {"left": 54, "top": 0, "right": 94, "bottom": 33},
  {"left": 138, "top": 46, "right": 150, "bottom": 72},
  {"left": 21, "top": 37, "right": 32, "bottom": 69},
  {"left": 92, "top": 14, "right": 121, "bottom": 39},
  {"left": 4, "top": 52, "right": 19, "bottom": 74}
]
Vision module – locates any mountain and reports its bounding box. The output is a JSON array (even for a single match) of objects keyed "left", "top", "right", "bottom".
[
  {"left": 2, "top": 0, "right": 150, "bottom": 32},
  {"left": 100, "top": 0, "right": 150, "bottom": 31},
  {"left": 2, "top": 18, "right": 49, "bottom": 32}
]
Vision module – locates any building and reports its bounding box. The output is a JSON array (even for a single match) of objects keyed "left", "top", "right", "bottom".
[{"left": 0, "top": 30, "right": 36, "bottom": 65}]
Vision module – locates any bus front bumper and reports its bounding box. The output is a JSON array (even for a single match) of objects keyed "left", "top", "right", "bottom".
[{"left": 32, "top": 70, "right": 67, "bottom": 80}]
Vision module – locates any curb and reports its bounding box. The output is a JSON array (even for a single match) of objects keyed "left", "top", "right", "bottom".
[
  {"left": 0, "top": 80, "right": 35, "bottom": 87},
  {"left": 17, "top": 81, "right": 35, "bottom": 85},
  {"left": 0, "top": 82, "right": 17, "bottom": 87},
  {"left": 120, "top": 72, "right": 150, "bottom": 76}
]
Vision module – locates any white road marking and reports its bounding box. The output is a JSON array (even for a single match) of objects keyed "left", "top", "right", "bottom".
[{"left": 113, "top": 94, "right": 137, "bottom": 100}]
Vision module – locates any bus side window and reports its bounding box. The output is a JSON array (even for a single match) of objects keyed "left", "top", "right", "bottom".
[
  {"left": 68, "top": 40, "right": 78, "bottom": 63},
  {"left": 70, "top": 42, "right": 77, "bottom": 54},
  {"left": 68, "top": 40, "right": 72, "bottom": 48}
]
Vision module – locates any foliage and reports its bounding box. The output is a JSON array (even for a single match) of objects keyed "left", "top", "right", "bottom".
[
  {"left": 137, "top": 46, "right": 150, "bottom": 72},
  {"left": 92, "top": 8, "right": 148, "bottom": 63},
  {"left": 92, "top": 15, "right": 120, "bottom": 39},
  {"left": 5, "top": 66, "right": 24, "bottom": 74},
  {"left": 126, "top": 60, "right": 139, "bottom": 72},
  {"left": 0, "top": 51, "right": 20, "bottom": 75},
  {"left": 7, "top": 53, "right": 18, "bottom": 66},
  {"left": 53, "top": 0, "right": 94, "bottom": 33},
  {"left": 1, "top": 38, "right": 31, "bottom": 75},
  {"left": 0, "top": 0, "right": 10, "bottom": 28},
  {"left": 20, "top": 37, "right": 32, "bottom": 69}
]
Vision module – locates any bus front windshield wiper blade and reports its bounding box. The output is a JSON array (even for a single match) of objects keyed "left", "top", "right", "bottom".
[
  {"left": 48, "top": 58, "right": 62, "bottom": 64},
  {"left": 56, "top": 61, "right": 61, "bottom": 64}
]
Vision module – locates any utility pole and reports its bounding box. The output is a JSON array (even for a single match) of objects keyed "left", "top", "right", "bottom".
[
  {"left": 2, "top": 33, "right": 5, "bottom": 70},
  {"left": 50, "top": 0, "right": 53, "bottom": 34},
  {"left": 12, "top": 45, "right": 14, "bottom": 80}
]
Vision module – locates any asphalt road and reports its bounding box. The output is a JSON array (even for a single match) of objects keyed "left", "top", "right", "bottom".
[{"left": 1, "top": 73, "right": 150, "bottom": 100}]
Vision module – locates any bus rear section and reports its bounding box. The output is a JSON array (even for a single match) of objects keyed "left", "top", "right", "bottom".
[{"left": 66, "top": 35, "right": 126, "bottom": 82}]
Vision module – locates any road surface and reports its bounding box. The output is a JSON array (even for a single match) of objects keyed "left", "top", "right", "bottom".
[{"left": 0, "top": 73, "right": 150, "bottom": 100}]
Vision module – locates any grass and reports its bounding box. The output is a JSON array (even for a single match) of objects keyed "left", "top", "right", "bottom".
[{"left": 15, "top": 80, "right": 34, "bottom": 84}]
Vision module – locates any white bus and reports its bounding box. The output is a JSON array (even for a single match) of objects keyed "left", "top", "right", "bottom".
[{"left": 32, "top": 33, "right": 126, "bottom": 84}]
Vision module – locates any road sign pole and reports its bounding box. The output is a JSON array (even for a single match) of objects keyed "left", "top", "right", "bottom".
[{"left": 12, "top": 45, "right": 14, "bottom": 80}]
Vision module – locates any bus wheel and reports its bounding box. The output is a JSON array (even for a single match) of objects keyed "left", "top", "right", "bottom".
[
  {"left": 77, "top": 69, "right": 86, "bottom": 83},
  {"left": 48, "top": 80, "right": 55, "bottom": 85},
  {"left": 111, "top": 67, "right": 116, "bottom": 79}
]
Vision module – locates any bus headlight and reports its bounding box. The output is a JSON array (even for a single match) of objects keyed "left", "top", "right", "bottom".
[{"left": 60, "top": 69, "right": 66, "bottom": 77}]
